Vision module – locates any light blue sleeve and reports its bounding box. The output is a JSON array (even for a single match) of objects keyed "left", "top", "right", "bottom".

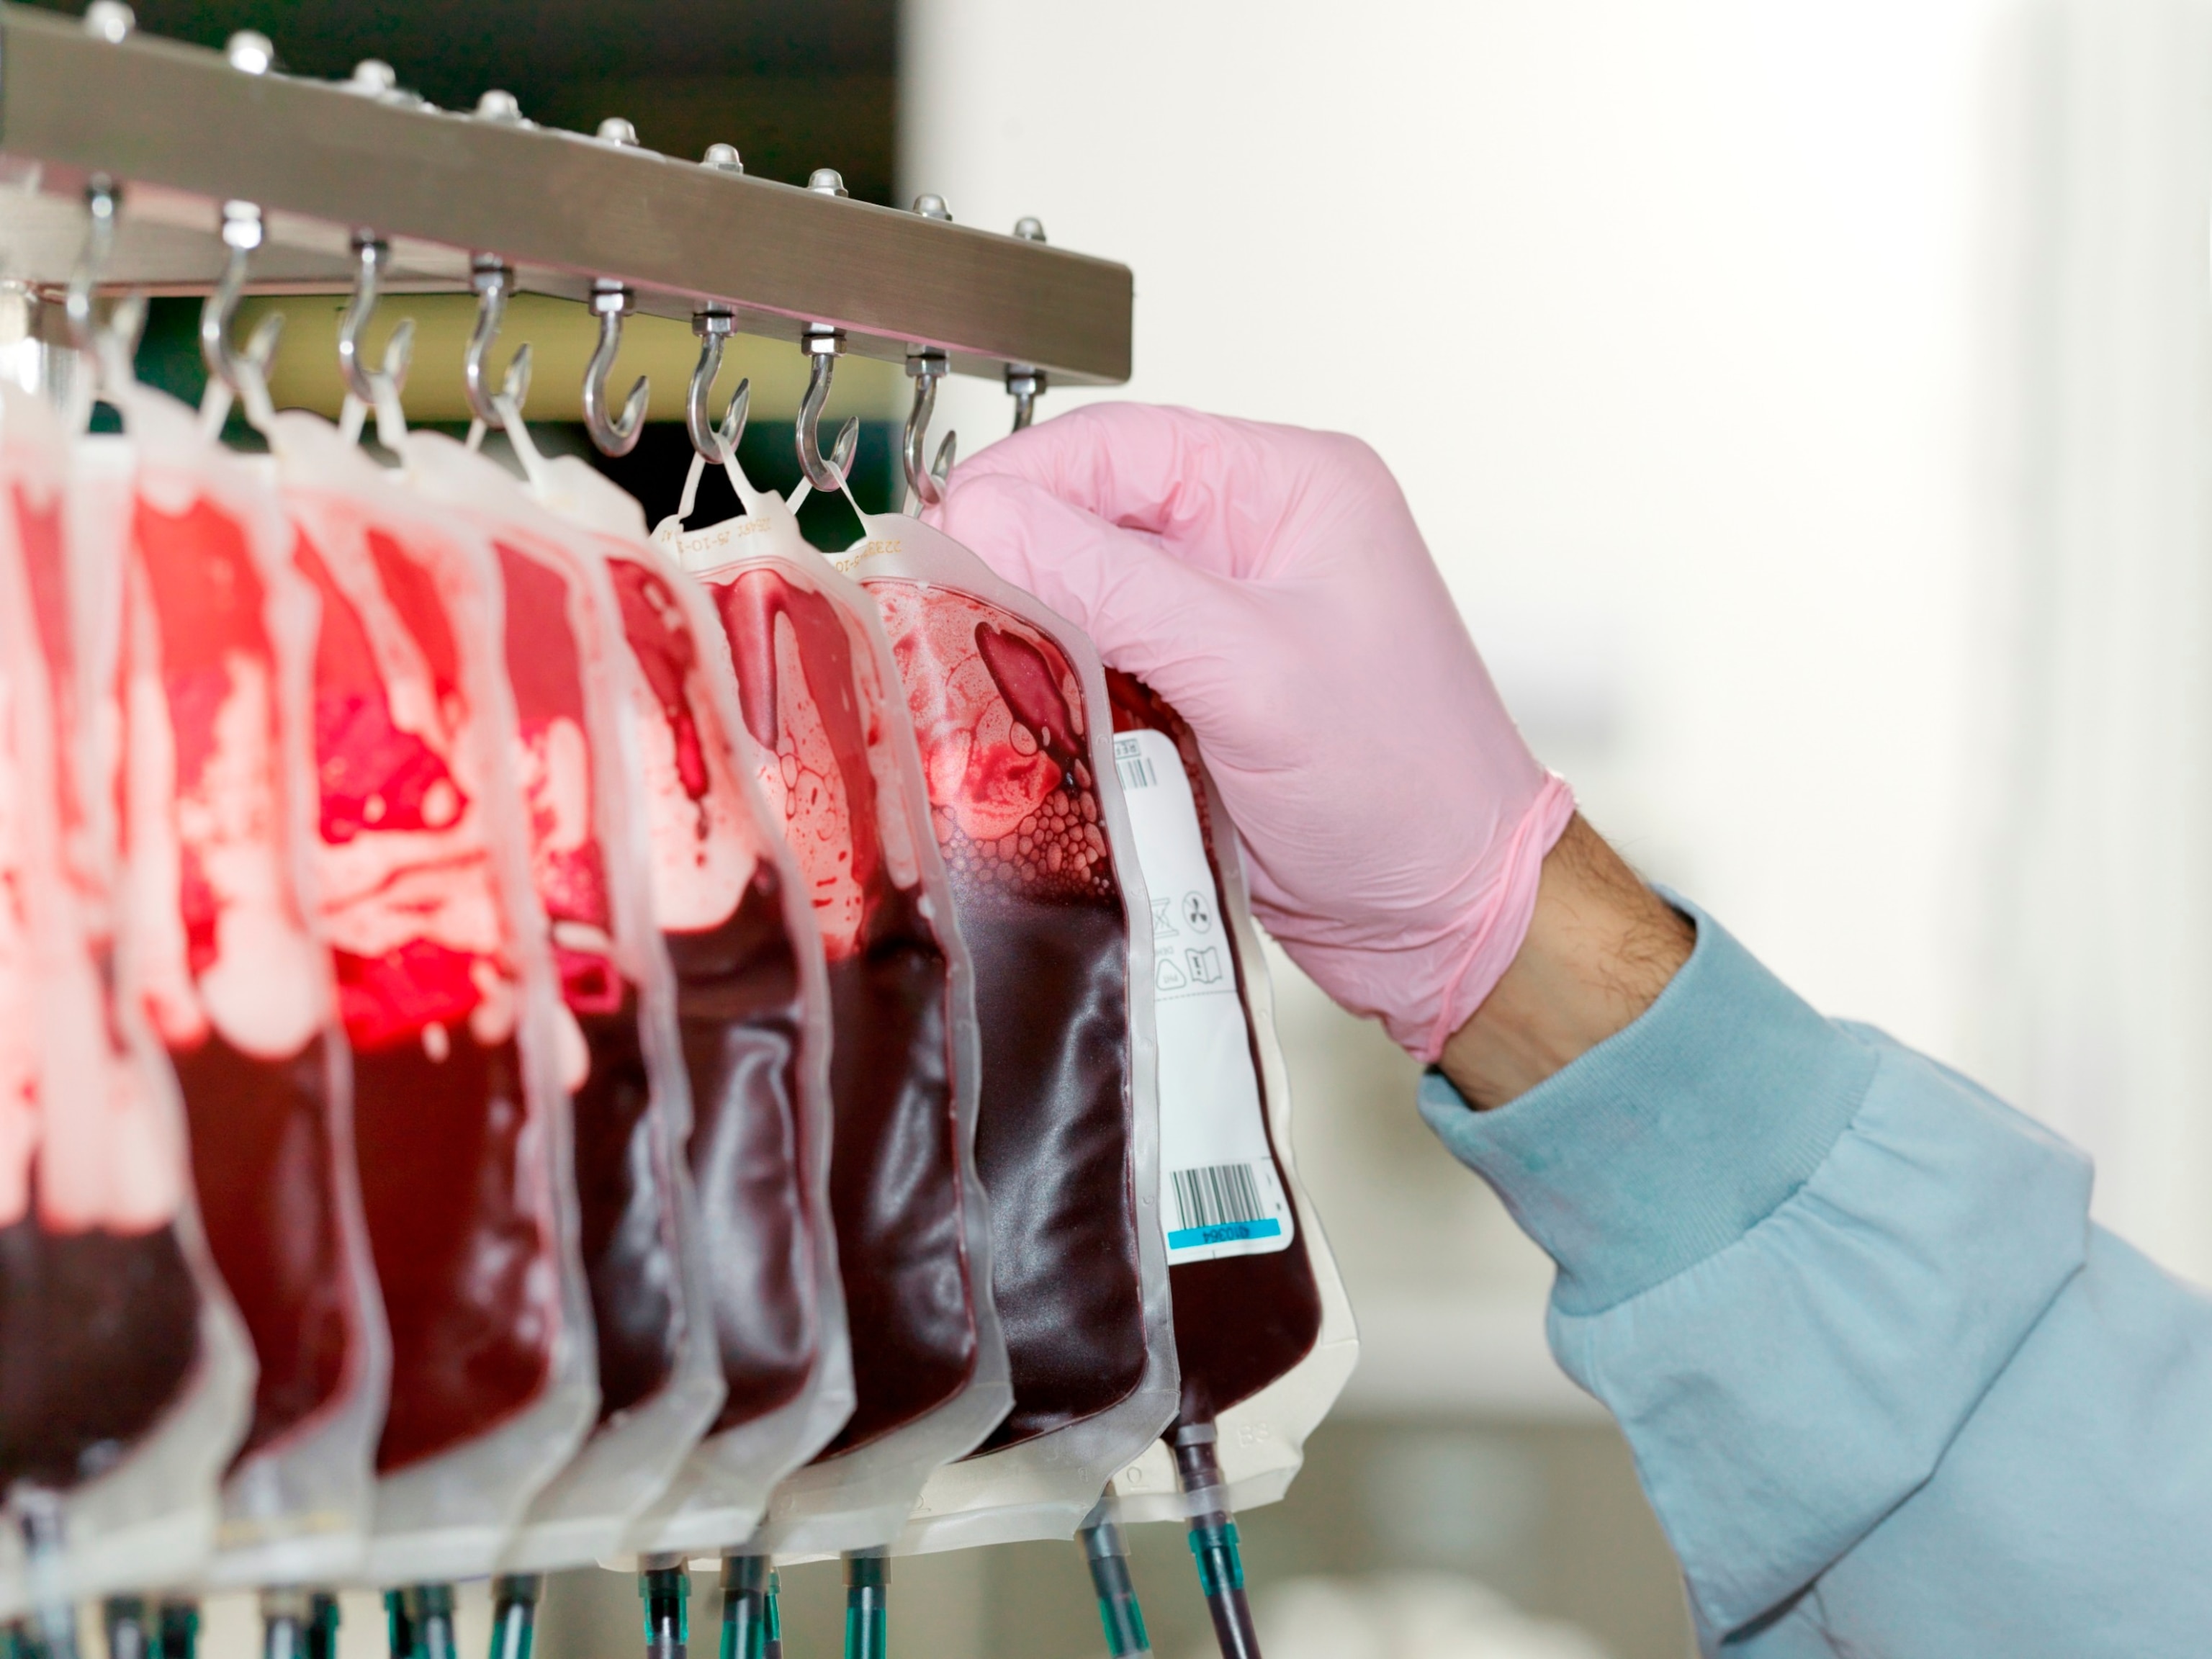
[{"left": 1417, "top": 902, "right": 2212, "bottom": 1655}]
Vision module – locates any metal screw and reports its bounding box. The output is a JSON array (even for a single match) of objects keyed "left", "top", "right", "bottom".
[
  {"left": 808, "top": 168, "right": 850, "bottom": 197},
  {"left": 596, "top": 117, "right": 640, "bottom": 146},
  {"left": 1014, "top": 215, "right": 1046, "bottom": 243},
  {"left": 591, "top": 279, "right": 633, "bottom": 318},
  {"left": 220, "top": 200, "right": 264, "bottom": 253},
  {"left": 693, "top": 310, "right": 735, "bottom": 338},
  {"left": 224, "top": 30, "right": 274, "bottom": 73},
  {"left": 803, "top": 324, "right": 842, "bottom": 356},
  {"left": 81, "top": 2, "right": 133, "bottom": 43},
  {"left": 475, "top": 89, "right": 523, "bottom": 122},
  {"left": 347, "top": 59, "right": 396, "bottom": 95},
  {"left": 702, "top": 143, "right": 745, "bottom": 173},
  {"left": 912, "top": 194, "right": 953, "bottom": 222}
]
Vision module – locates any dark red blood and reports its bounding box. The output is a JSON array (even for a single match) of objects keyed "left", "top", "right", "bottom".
[
  {"left": 975, "top": 623, "right": 1084, "bottom": 777},
  {"left": 298, "top": 531, "right": 557, "bottom": 1473},
  {"left": 1105, "top": 671, "right": 1323, "bottom": 1425},
  {"left": 606, "top": 560, "right": 710, "bottom": 803},
  {"left": 873, "top": 588, "right": 1148, "bottom": 1452},
  {"left": 0, "top": 1200, "right": 201, "bottom": 1490},
  {"left": 703, "top": 566, "right": 978, "bottom": 1455},
  {"left": 707, "top": 569, "right": 883, "bottom": 897},
  {"left": 495, "top": 539, "right": 680, "bottom": 1423},
  {"left": 174, "top": 1033, "right": 356, "bottom": 1455},
  {"left": 352, "top": 1028, "right": 555, "bottom": 1472},
  {"left": 573, "top": 995, "right": 682, "bottom": 1421},
  {"left": 665, "top": 869, "right": 819, "bottom": 1429},
  {"left": 127, "top": 500, "right": 367, "bottom": 1460}
]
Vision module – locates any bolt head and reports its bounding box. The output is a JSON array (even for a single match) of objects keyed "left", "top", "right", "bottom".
[
  {"left": 702, "top": 143, "right": 745, "bottom": 173},
  {"left": 348, "top": 58, "right": 396, "bottom": 94},
  {"left": 81, "top": 2, "right": 134, "bottom": 44},
  {"left": 912, "top": 193, "right": 953, "bottom": 222},
  {"left": 220, "top": 199, "right": 264, "bottom": 252},
  {"left": 596, "top": 117, "right": 641, "bottom": 146},
  {"left": 590, "top": 282, "right": 632, "bottom": 316},
  {"left": 1013, "top": 215, "right": 1046, "bottom": 243},
  {"left": 807, "top": 168, "right": 850, "bottom": 197},
  {"left": 224, "top": 30, "right": 274, "bottom": 74},
  {"left": 802, "top": 326, "right": 844, "bottom": 355},
  {"left": 475, "top": 89, "right": 523, "bottom": 122},
  {"left": 693, "top": 310, "right": 736, "bottom": 337}
]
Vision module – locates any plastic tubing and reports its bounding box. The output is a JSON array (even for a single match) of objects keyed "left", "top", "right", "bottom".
[
  {"left": 1076, "top": 1498, "right": 1156, "bottom": 1659},
  {"left": 386, "top": 1586, "right": 455, "bottom": 1659},
  {"left": 490, "top": 1575, "right": 541, "bottom": 1659},
  {"left": 719, "top": 1555, "right": 773, "bottom": 1659},
  {"left": 1172, "top": 1424, "right": 1263, "bottom": 1659},
  {"left": 764, "top": 1570, "right": 784, "bottom": 1659},
  {"left": 640, "top": 1561, "right": 689, "bottom": 1659},
  {"left": 842, "top": 1550, "right": 889, "bottom": 1659}
]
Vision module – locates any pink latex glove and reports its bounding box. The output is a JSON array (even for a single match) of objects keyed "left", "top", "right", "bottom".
[{"left": 928, "top": 403, "right": 1575, "bottom": 1061}]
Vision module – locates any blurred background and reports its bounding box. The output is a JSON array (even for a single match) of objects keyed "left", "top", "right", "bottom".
[{"left": 36, "top": 0, "right": 2212, "bottom": 1653}]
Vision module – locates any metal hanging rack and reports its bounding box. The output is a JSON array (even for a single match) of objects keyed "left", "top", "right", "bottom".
[{"left": 0, "top": 2, "right": 1133, "bottom": 402}]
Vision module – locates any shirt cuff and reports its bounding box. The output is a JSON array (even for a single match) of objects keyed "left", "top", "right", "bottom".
[{"left": 1417, "top": 898, "right": 1879, "bottom": 1316}]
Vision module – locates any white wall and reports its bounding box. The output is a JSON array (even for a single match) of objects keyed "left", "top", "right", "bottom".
[{"left": 904, "top": 0, "right": 2001, "bottom": 1066}]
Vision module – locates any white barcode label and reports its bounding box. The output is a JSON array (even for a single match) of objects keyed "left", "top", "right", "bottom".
[
  {"left": 1115, "top": 726, "right": 1293, "bottom": 1264},
  {"left": 1114, "top": 734, "right": 1159, "bottom": 791}
]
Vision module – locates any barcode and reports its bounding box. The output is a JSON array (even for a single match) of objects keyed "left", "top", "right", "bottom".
[
  {"left": 1115, "top": 739, "right": 1158, "bottom": 791},
  {"left": 1171, "top": 1162, "right": 1267, "bottom": 1231}
]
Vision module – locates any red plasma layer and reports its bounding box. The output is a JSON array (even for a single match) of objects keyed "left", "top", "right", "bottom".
[
  {"left": 299, "top": 534, "right": 555, "bottom": 1473},
  {"left": 495, "top": 544, "right": 678, "bottom": 1420},
  {"left": 605, "top": 555, "right": 817, "bottom": 1430},
  {"left": 868, "top": 583, "right": 1145, "bottom": 1451},
  {"left": 1105, "top": 672, "right": 1322, "bottom": 1424},
  {"left": 132, "top": 498, "right": 358, "bottom": 1457},
  {"left": 702, "top": 566, "right": 976, "bottom": 1455}
]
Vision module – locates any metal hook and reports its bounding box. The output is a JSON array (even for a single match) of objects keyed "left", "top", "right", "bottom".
[
  {"left": 1006, "top": 216, "right": 1049, "bottom": 431},
  {"left": 336, "top": 233, "right": 391, "bottom": 405},
  {"left": 65, "top": 175, "right": 119, "bottom": 359},
  {"left": 903, "top": 349, "right": 948, "bottom": 508},
  {"left": 199, "top": 200, "right": 264, "bottom": 393},
  {"left": 583, "top": 281, "right": 647, "bottom": 456},
  {"left": 795, "top": 326, "right": 848, "bottom": 489},
  {"left": 932, "top": 430, "right": 958, "bottom": 490},
  {"left": 463, "top": 257, "right": 518, "bottom": 428},
  {"left": 687, "top": 310, "right": 750, "bottom": 460}
]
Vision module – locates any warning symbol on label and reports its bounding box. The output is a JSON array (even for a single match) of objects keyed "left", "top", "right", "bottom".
[
  {"left": 1182, "top": 893, "right": 1213, "bottom": 933},
  {"left": 1151, "top": 896, "right": 1177, "bottom": 938},
  {"left": 1187, "top": 947, "right": 1225, "bottom": 986},
  {"left": 1156, "top": 956, "right": 1189, "bottom": 992}
]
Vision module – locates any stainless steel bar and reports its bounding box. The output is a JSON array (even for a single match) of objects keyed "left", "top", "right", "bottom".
[{"left": 0, "top": 4, "right": 1132, "bottom": 385}]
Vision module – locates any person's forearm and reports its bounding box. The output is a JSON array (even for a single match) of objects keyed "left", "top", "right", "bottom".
[{"left": 1438, "top": 814, "right": 1692, "bottom": 1107}]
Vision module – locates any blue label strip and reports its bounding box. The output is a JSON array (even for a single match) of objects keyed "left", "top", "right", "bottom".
[{"left": 1167, "top": 1218, "right": 1283, "bottom": 1251}]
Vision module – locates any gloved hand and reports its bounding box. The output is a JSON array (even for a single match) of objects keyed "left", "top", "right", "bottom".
[{"left": 928, "top": 403, "right": 1574, "bottom": 1061}]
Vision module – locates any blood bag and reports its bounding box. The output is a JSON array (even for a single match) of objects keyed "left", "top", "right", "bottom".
[
  {"left": 493, "top": 446, "right": 854, "bottom": 1555},
  {"left": 86, "top": 385, "right": 390, "bottom": 1586},
  {"left": 400, "top": 433, "right": 726, "bottom": 1570},
  {"left": 837, "top": 511, "right": 1177, "bottom": 1552},
  {"left": 268, "top": 412, "right": 595, "bottom": 1584},
  {"left": 1096, "top": 673, "right": 1358, "bottom": 1527},
  {"left": 656, "top": 451, "right": 1005, "bottom": 1556},
  {"left": 0, "top": 387, "right": 252, "bottom": 1617}
]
